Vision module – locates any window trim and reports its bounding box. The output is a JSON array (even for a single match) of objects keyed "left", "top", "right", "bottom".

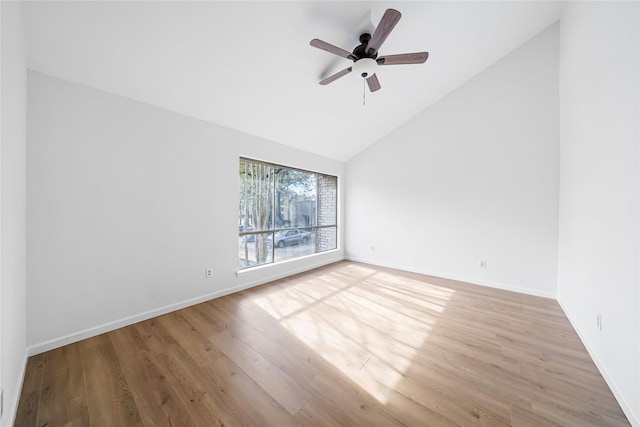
[{"left": 238, "top": 157, "right": 338, "bottom": 271}]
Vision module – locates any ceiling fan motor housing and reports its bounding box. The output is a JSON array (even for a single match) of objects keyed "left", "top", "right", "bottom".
[{"left": 352, "top": 33, "right": 378, "bottom": 60}]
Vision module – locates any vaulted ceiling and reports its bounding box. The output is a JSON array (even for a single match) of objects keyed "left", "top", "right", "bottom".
[{"left": 22, "top": 1, "right": 564, "bottom": 161}]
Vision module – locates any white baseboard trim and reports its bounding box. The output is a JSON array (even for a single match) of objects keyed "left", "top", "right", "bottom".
[
  {"left": 556, "top": 298, "right": 639, "bottom": 427},
  {"left": 345, "top": 256, "right": 556, "bottom": 299},
  {"left": 7, "top": 348, "right": 29, "bottom": 427},
  {"left": 27, "top": 253, "right": 345, "bottom": 357},
  {"left": 28, "top": 287, "right": 248, "bottom": 356}
]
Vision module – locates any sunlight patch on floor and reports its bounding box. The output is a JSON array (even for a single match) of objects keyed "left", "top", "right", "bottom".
[
  {"left": 253, "top": 287, "right": 316, "bottom": 320},
  {"left": 252, "top": 267, "right": 455, "bottom": 404}
]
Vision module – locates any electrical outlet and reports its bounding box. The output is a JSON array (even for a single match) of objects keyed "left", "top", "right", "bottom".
[
  {"left": 205, "top": 269, "right": 213, "bottom": 279},
  {"left": 597, "top": 313, "right": 602, "bottom": 331},
  {"left": 479, "top": 260, "right": 487, "bottom": 268}
]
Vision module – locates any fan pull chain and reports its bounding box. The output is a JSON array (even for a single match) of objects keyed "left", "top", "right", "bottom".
[{"left": 362, "top": 78, "right": 366, "bottom": 106}]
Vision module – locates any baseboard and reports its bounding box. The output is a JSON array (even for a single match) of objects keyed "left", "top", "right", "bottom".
[
  {"left": 26, "top": 286, "right": 243, "bottom": 356},
  {"left": 28, "top": 252, "right": 345, "bottom": 356},
  {"left": 556, "top": 298, "right": 639, "bottom": 427},
  {"left": 345, "top": 256, "right": 556, "bottom": 299},
  {"left": 6, "top": 348, "right": 29, "bottom": 427}
]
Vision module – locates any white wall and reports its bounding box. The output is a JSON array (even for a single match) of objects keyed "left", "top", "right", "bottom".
[
  {"left": 557, "top": 2, "right": 639, "bottom": 424},
  {"left": 27, "top": 71, "right": 344, "bottom": 353},
  {"left": 1, "top": 1, "right": 28, "bottom": 426},
  {"left": 346, "top": 24, "right": 559, "bottom": 297}
]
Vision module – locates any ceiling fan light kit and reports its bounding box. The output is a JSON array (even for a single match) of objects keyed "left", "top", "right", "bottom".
[
  {"left": 310, "top": 8, "right": 429, "bottom": 96},
  {"left": 352, "top": 57, "right": 377, "bottom": 79}
]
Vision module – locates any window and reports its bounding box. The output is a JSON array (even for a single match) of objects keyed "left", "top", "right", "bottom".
[{"left": 238, "top": 158, "right": 337, "bottom": 270}]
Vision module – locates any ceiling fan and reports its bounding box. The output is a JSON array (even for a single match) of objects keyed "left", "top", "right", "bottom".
[{"left": 310, "top": 9, "right": 429, "bottom": 92}]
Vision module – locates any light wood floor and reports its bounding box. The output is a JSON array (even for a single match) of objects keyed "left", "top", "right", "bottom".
[{"left": 16, "top": 261, "right": 629, "bottom": 426}]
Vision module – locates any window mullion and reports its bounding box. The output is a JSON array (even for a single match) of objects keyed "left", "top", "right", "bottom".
[
  {"left": 272, "top": 165, "right": 276, "bottom": 264},
  {"left": 315, "top": 174, "right": 319, "bottom": 253}
]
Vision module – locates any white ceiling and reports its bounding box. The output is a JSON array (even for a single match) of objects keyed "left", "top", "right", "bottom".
[{"left": 22, "top": 1, "right": 564, "bottom": 161}]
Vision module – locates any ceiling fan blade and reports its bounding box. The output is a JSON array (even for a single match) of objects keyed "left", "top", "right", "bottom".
[
  {"left": 366, "top": 9, "right": 402, "bottom": 55},
  {"left": 319, "top": 67, "right": 352, "bottom": 85},
  {"left": 366, "top": 74, "right": 381, "bottom": 92},
  {"left": 310, "top": 39, "right": 356, "bottom": 61},
  {"left": 377, "top": 52, "right": 429, "bottom": 65}
]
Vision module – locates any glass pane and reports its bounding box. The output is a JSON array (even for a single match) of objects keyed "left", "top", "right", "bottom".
[
  {"left": 273, "top": 229, "right": 316, "bottom": 262},
  {"left": 239, "top": 160, "right": 274, "bottom": 232},
  {"left": 275, "top": 167, "right": 317, "bottom": 229},
  {"left": 317, "top": 226, "right": 337, "bottom": 252},
  {"left": 238, "top": 232, "right": 273, "bottom": 269}
]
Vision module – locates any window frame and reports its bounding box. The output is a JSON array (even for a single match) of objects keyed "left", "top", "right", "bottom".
[{"left": 238, "top": 157, "right": 337, "bottom": 270}]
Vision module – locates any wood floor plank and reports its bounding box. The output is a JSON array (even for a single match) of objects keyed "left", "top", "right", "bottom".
[
  {"left": 209, "top": 292, "right": 280, "bottom": 332},
  {"left": 133, "top": 316, "right": 181, "bottom": 354},
  {"left": 183, "top": 302, "right": 233, "bottom": 335},
  {"left": 157, "top": 311, "right": 225, "bottom": 366},
  {"left": 211, "top": 329, "right": 315, "bottom": 415},
  {"left": 109, "top": 326, "right": 193, "bottom": 426},
  {"left": 79, "top": 333, "right": 143, "bottom": 426},
  {"left": 37, "top": 344, "right": 90, "bottom": 426},
  {"left": 306, "top": 352, "right": 463, "bottom": 427},
  {"left": 249, "top": 286, "right": 319, "bottom": 320},
  {"left": 304, "top": 373, "right": 404, "bottom": 427},
  {"left": 14, "top": 353, "right": 46, "bottom": 427},
  {"left": 510, "top": 404, "right": 564, "bottom": 427},
  {"left": 151, "top": 346, "right": 239, "bottom": 426},
  {"left": 206, "top": 356, "right": 298, "bottom": 427},
  {"left": 518, "top": 361, "right": 623, "bottom": 414},
  {"left": 15, "top": 261, "right": 630, "bottom": 426},
  {"left": 278, "top": 305, "right": 373, "bottom": 375},
  {"left": 220, "top": 316, "right": 322, "bottom": 386},
  {"left": 293, "top": 404, "right": 341, "bottom": 427},
  {"left": 359, "top": 354, "right": 511, "bottom": 427}
]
